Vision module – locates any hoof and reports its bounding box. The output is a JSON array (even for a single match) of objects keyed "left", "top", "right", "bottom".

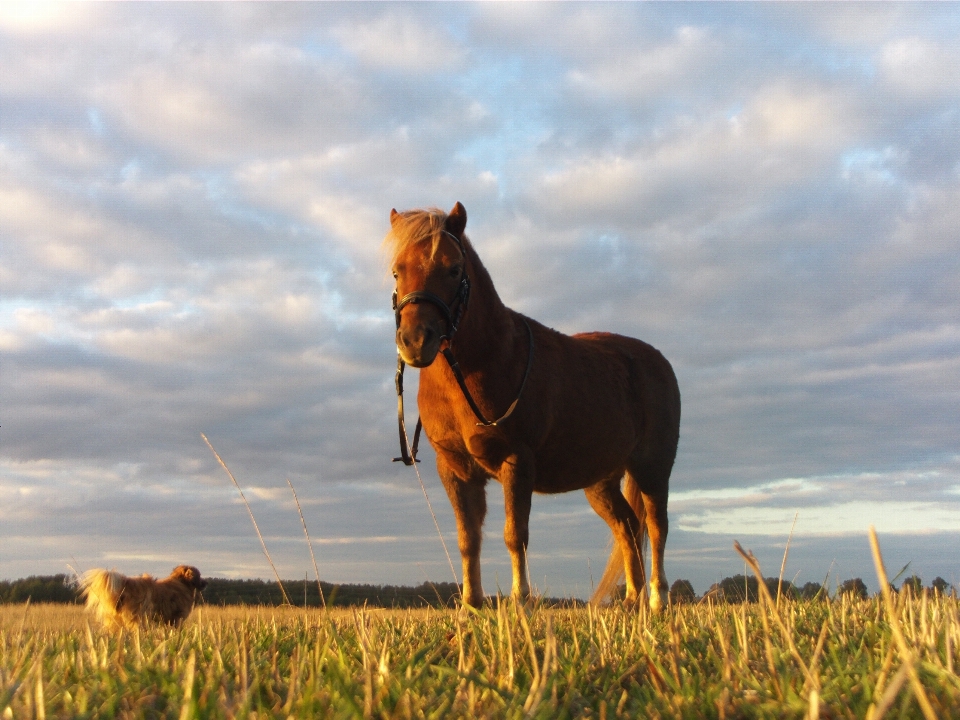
[{"left": 648, "top": 588, "right": 667, "bottom": 614}]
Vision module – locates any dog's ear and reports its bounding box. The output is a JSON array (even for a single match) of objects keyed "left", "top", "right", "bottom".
[
  {"left": 171, "top": 565, "right": 192, "bottom": 581},
  {"left": 173, "top": 565, "right": 207, "bottom": 589}
]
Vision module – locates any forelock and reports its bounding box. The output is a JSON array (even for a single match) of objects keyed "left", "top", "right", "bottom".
[{"left": 383, "top": 208, "right": 448, "bottom": 267}]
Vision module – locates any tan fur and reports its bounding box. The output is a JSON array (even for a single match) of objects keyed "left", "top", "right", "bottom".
[{"left": 80, "top": 565, "right": 207, "bottom": 629}]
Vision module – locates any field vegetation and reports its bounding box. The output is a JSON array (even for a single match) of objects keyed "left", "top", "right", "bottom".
[
  {"left": 3, "top": 582, "right": 960, "bottom": 719},
  {"left": 2, "top": 531, "right": 957, "bottom": 718}
]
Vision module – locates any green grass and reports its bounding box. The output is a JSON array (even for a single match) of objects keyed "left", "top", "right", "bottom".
[{"left": 2, "top": 591, "right": 960, "bottom": 719}]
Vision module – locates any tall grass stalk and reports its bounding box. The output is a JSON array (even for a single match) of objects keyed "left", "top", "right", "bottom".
[
  {"left": 777, "top": 511, "right": 799, "bottom": 609},
  {"left": 201, "top": 433, "right": 291, "bottom": 606},
  {"left": 287, "top": 477, "right": 325, "bottom": 609},
  {"left": 867, "top": 526, "right": 938, "bottom": 720}
]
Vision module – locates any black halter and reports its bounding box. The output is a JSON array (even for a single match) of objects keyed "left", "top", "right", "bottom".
[
  {"left": 392, "top": 231, "right": 534, "bottom": 465},
  {"left": 391, "top": 230, "right": 471, "bottom": 338},
  {"left": 392, "top": 278, "right": 471, "bottom": 341}
]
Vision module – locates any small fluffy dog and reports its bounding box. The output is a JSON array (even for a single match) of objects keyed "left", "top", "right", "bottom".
[{"left": 80, "top": 565, "right": 207, "bottom": 629}]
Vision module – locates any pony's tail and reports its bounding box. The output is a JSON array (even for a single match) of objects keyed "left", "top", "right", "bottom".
[
  {"left": 79, "top": 569, "right": 125, "bottom": 623},
  {"left": 590, "top": 475, "right": 647, "bottom": 605}
]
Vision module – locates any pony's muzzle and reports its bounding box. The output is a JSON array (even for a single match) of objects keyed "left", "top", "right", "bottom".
[{"left": 396, "top": 322, "right": 441, "bottom": 368}]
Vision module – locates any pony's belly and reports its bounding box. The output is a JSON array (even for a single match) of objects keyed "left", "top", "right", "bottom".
[{"left": 532, "top": 463, "right": 625, "bottom": 494}]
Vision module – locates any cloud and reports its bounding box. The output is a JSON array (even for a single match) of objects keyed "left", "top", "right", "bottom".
[
  {"left": 881, "top": 37, "right": 960, "bottom": 99},
  {"left": 332, "top": 12, "right": 466, "bottom": 74},
  {"left": 527, "top": 81, "right": 850, "bottom": 233},
  {"left": 2, "top": 4, "right": 959, "bottom": 594},
  {"left": 0, "top": 3, "right": 89, "bottom": 34},
  {"left": 567, "top": 25, "right": 724, "bottom": 101},
  {"left": 672, "top": 462, "right": 960, "bottom": 533},
  {"left": 682, "top": 501, "right": 960, "bottom": 536}
]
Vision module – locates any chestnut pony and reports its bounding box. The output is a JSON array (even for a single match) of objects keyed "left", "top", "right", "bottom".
[{"left": 387, "top": 202, "right": 680, "bottom": 611}]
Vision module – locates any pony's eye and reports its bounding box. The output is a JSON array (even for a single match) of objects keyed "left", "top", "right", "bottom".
[{"left": 449, "top": 266, "right": 462, "bottom": 278}]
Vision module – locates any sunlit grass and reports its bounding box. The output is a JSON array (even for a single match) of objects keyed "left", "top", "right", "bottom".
[{"left": 2, "top": 590, "right": 959, "bottom": 719}]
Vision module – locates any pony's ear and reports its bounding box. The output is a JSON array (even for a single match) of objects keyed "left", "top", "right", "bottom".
[
  {"left": 445, "top": 202, "right": 467, "bottom": 238},
  {"left": 390, "top": 208, "right": 399, "bottom": 226}
]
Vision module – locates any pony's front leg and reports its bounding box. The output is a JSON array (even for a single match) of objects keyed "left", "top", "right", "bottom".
[
  {"left": 437, "top": 460, "right": 488, "bottom": 607},
  {"left": 500, "top": 452, "right": 535, "bottom": 600}
]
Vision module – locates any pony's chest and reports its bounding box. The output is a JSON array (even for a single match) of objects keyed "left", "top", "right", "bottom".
[
  {"left": 417, "top": 371, "right": 474, "bottom": 438},
  {"left": 420, "top": 405, "right": 513, "bottom": 477},
  {"left": 417, "top": 360, "right": 528, "bottom": 476},
  {"left": 423, "top": 416, "right": 511, "bottom": 464}
]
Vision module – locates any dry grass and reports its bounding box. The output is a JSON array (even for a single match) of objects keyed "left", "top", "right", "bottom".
[{"left": 2, "top": 588, "right": 960, "bottom": 719}]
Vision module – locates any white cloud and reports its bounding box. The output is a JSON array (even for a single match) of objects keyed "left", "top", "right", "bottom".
[
  {"left": 680, "top": 501, "right": 960, "bottom": 537},
  {"left": 0, "top": 2, "right": 94, "bottom": 33},
  {"left": 880, "top": 37, "right": 960, "bottom": 99},
  {"left": 333, "top": 14, "right": 465, "bottom": 73},
  {"left": 529, "top": 82, "right": 850, "bottom": 230},
  {"left": 568, "top": 25, "right": 722, "bottom": 100},
  {"left": 673, "top": 465, "right": 960, "bottom": 536}
]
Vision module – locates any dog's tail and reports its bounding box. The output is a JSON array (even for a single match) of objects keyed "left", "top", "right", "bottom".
[{"left": 79, "top": 569, "right": 125, "bottom": 623}]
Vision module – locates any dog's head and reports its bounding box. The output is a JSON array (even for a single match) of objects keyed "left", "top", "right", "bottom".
[{"left": 170, "top": 565, "right": 208, "bottom": 591}]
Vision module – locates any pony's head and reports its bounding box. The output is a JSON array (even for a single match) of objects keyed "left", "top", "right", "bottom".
[{"left": 386, "top": 202, "right": 469, "bottom": 368}]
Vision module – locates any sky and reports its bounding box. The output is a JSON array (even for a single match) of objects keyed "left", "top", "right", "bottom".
[{"left": 2, "top": 2, "right": 959, "bottom": 598}]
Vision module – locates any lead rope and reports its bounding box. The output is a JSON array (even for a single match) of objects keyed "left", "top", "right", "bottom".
[
  {"left": 399, "top": 399, "right": 463, "bottom": 597},
  {"left": 393, "top": 356, "right": 421, "bottom": 465}
]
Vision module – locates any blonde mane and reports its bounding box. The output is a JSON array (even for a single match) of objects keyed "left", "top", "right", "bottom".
[{"left": 383, "top": 207, "right": 453, "bottom": 268}]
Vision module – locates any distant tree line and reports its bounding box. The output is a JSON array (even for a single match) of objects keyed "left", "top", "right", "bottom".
[
  {"left": 2, "top": 574, "right": 955, "bottom": 607},
  {"left": 669, "top": 574, "right": 955, "bottom": 604},
  {"left": 200, "top": 577, "right": 464, "bottom": 609},
  {"left": 0, "top": 575, "right": 78, "bottom": 604},
  {"left": 834, "top": 574, "right": 952, "bottom": 600}
]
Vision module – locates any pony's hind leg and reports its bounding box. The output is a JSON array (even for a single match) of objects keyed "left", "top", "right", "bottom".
[
  {"left": 585, "top": 476, "right": 646, "bottom": 604},
  {"left": 643, "top": 488, "right": 669, "bottom": 613},
  {"left": 437, "top": 459, "right": 488, "bottom": 607},
  {"left": 625, "top": 466, "right": 670, "bottom": 613}
]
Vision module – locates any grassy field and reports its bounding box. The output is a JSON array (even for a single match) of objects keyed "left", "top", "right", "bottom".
[{"left": 2, "top": 587, "right": 959, "bottom": 720}]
